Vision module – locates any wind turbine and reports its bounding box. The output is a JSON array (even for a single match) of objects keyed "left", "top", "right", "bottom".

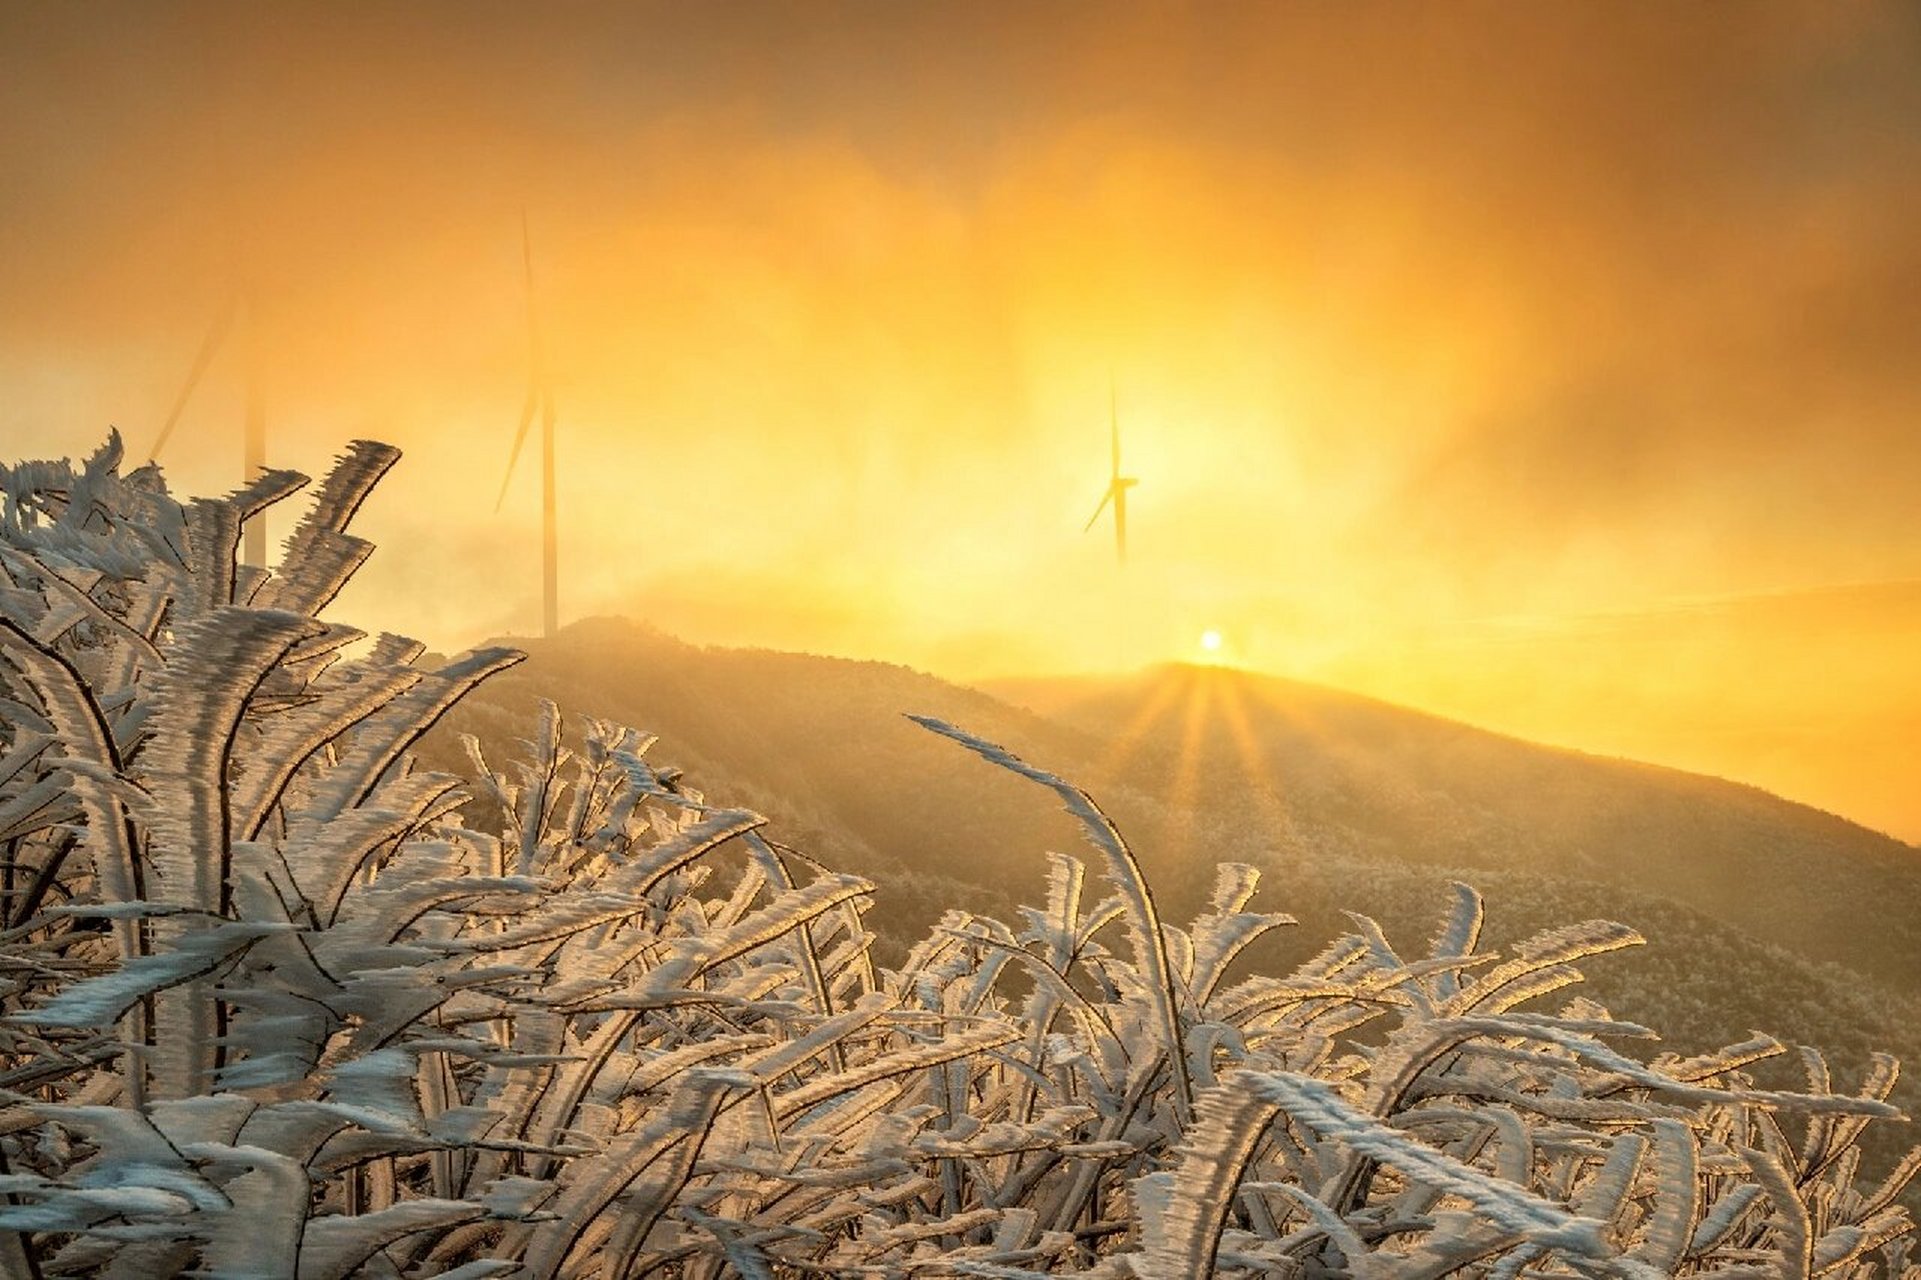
[
  {"left": 142, "top": 33, "right": 275, "bottom": 567},
  {"left": 145, "top": 290, "right": 271, "bottom": 567},
  {"left": 1082, "top": 380, "right": 1139, "bottom": 565},
  {"left": 495, "top": 213, "right": 560, "bottom": 640}
]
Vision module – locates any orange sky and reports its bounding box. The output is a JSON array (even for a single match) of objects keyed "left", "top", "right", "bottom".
[{"left": 4, "top": 2, "right": 1921, "bottom": 839}]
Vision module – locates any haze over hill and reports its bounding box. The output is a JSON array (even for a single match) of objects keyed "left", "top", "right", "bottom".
[
  {"left": 1306, "top": 580, "right": 1921, "bottom": 844},
  {"left": 424, "top": 616, "right": 1921, "bottom": 1156}
]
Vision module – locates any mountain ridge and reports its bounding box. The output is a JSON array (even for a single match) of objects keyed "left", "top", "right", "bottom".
[{"left": 991, "top": 660, "right": 1921, "bottom": 853}]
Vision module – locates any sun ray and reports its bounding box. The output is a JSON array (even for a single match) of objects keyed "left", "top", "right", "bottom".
[
  {"left": 1094, "top": 668, "right": 1187, "bottom": 781},
  {"left": 1215, "top": 671, "right": 1294, "bottom": 845},
  {"left": 1164, "top": 670, "right": 1215, "bottom": 859}
]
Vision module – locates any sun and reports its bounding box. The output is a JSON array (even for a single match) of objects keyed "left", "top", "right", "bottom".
[{"left": 1199, "top": 628, "right": 1224, "bottom": 656}]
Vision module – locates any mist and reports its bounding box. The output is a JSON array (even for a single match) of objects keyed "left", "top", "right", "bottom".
[{"left": 4, "top": 1, "right": 1921, "bottom": 833}]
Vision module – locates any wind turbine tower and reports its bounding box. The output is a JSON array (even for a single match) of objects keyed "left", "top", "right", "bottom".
[
  {"left": 495, "top": 214, "right": 561, "bottom": 639},
  {"left": 146, "top": 290, "right": 272, "bottom": 567},
  {"left": 1083, "top": 380, "right": 1140, "bottom": 565},
  {"left": 241, "top": 292, "right": 267, "bottom": 567}
]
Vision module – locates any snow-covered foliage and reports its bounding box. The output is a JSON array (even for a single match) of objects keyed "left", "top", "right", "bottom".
[{"left": 0, "top": 434, "right": 1913, "bottom": 1278}]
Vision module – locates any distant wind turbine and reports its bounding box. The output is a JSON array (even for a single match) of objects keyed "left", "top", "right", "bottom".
[
  {"left": 144, "top": 34, "right": 273, "bottom": 567},
  {"left": 146, "top": 289, "right": 271, "bottom": 567},
  {"left": 1082, "top": 380, "right": 1139, "bottom": 566},
  {"left": 495, "top": 213, "right": 560, "bottom": 639}
]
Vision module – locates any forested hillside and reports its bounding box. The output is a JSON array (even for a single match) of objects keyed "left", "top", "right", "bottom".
[
  {"left": 434, "top": 626, "right": 1921, "bottom": 998},
  {"left": 989, "top": 665, "right": 1921, "bottom": 989}
]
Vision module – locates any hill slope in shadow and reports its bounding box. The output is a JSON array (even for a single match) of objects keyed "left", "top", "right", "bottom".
[{"left": 985, "top": 662, "right": 1921, "bottom": 991}]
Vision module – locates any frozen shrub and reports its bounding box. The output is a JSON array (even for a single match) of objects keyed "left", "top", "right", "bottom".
[{"left": 0, "top": 436, "right": 1911, "bottom": 1277}]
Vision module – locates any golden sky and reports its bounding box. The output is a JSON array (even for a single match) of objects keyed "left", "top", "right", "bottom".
[{"left": 4, "top": 2, "right": 1921, "bottom": 837}]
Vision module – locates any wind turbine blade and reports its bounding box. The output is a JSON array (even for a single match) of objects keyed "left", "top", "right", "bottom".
[
  {"left": 1083, "top": 485, "right": 1114, "bottom": 533},
  {"left": 497, "top": 211, "right": 545, "bottom": 515},
  {"left": 522, "top": 210, "right": 535, "bottom": 291},
  {"left": 521, "top": 209, "right": 542, "bottom": 371},
  {"left": 540, "top": 386, "right": 558, "bottom": 639},
  {"left": 146, "top": 298, "right": 238, "bottom": 463},
  {"left": 1109, "top": 377, "right": 1121, "bottom": 478},
  {"left": 494, "top": 383, "right": 539, "bottom": 512}
]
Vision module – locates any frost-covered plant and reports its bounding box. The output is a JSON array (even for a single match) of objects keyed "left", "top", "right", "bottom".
[{"left": 0, "top": 436, "right": 1912, "bottom": 1278}]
